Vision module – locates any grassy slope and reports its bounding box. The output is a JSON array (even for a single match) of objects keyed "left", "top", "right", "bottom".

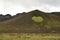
[
  {"left": 0, "top": 10, "right": 60, "bottom": 33},
  {"left": 0, "top": 33, "right": 60, "bottom": 40}
]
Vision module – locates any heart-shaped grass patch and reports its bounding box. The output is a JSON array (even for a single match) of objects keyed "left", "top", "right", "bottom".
[{"left": 32, "top": 16, "right": 44, "bottom": 22}]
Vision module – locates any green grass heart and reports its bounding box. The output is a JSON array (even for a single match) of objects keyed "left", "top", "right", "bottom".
[{"left": 32, "top": 16, "right": 44, "bottom": 23}]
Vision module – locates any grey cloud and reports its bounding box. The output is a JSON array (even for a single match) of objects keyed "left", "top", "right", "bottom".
[
  {"left": 0, "top": 0, "right": 60, "bottom": 13},
  {"left": 1, "top": 0, "right": 60, "bottom": 7},
  {"left": 39, "top": 0, "right": 60, "bottom": 6},
  {"left": 10, "top": 0, "right": 60, "bottom": 8}
]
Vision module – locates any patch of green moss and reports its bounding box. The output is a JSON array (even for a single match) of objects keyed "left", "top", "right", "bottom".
[{"left": 32, "top": 16, "right": 44, "bottom": 23}]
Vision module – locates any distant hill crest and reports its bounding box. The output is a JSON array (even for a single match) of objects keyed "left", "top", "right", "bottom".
[{"left": 0, "top": 9, "right": 60, "bottom": 22}]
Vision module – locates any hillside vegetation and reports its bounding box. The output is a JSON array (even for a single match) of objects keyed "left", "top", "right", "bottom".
[{"left": 0, "top": 33, "right": 60, "bottom": 40}]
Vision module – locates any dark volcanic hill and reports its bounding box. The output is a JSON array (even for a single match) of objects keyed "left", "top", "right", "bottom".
[
  {"left": 52, "top": 12, "right": 60, "bottom": 16},
  {"left": 0, "top": 14, "right": 12, "bottom": 21},
  {"left": 0, "top": 10, "right": 60, "bottom": 33}
]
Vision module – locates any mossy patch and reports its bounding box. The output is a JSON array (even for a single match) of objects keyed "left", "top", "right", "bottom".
[{"left": 32, "top": 16, "right": 44, "bottom": 23}]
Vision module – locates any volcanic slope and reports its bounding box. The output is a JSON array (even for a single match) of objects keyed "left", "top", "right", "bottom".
[{"left": 0, "top": 10, "right": 60, "bottom": 33}]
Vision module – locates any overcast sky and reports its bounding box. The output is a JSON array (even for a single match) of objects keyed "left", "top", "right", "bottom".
[{"left": 0, "top": 0, "right": 60, "bottom": 15}]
